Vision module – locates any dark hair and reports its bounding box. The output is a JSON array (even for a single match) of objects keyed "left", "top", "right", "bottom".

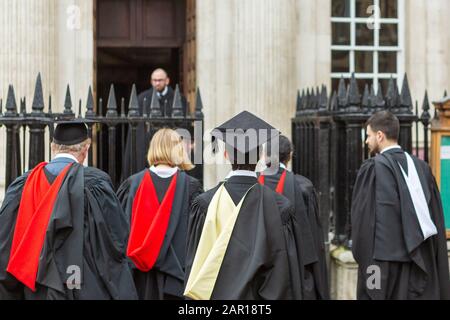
[
  {"left": 225, "top": 145, "right": 261, "bottom": 171},
  {"left": 278, "top": 136, "right": 293, "bottom": 164},
  {"left": 211, "top": 134, "right": 260, "bottom": 171},
  {"left": 231, "top": 162, "right": 258, "bottom": 171},
  {"left": 265, "top": 135, "right": 293, "bottom": 165},
  {"left": 365, "top": 111, "right": 400, "bottom": 141}
]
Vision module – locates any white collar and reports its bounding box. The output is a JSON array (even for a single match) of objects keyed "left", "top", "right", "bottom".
[
  {"left": 381, "top": 145, "right": 402, "bottom": 154},
  {"left": 280, "top": 163, "right": 287, "bottom": 170},
  {"left": 54, "top": 153, "right": 78, "bottom": 163},
  {"left": 225, "top": 170, "right": 257, "bottom": 180},
  {"left": 150, "top": 165, "right": 178, "bottom": 178},
  {"left": 157, "top": 87, "right": 169, "bottom": 97},
  {"left": 398, "top": 152, "right": 437, "bottom": 240}
]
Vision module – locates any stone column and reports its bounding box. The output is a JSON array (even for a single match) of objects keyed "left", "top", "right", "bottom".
[
  {"left": 0, "top": 0, "right": 94, "bottom": 201},
  {"left": 55, "top": 0, "right": 94, "bottom": 111},
  {"left": 405, "top": 0, "right": 450, "bottom": 103},
  {"left": 0, "top": 0, "right": 94, "bottom": 113},
  {"left": 0, "top": 0, "right": 58, "bottom": 105},
  {"left": 197, "top": 0, "right": 297, "bottom": 188},
  {"left": 295, "top": 0, "right": 332, "bottom": 90}
]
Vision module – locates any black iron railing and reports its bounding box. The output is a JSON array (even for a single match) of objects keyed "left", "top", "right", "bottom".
[
  {"left": 0, "top": 73, "right": 204, "bottom": 192},
  {"left": 292, "top": 73, "right": 445, "bottom": 246}
]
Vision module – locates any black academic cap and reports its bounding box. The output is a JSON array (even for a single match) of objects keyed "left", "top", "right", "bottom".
[
  {"left": 212, "top": 111, "right": 280, "bottom": 155},
  {"left": 53, "top": 119, "right": 91, "bottom": 145}
]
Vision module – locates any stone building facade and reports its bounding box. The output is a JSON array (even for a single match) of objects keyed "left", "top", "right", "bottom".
[{"left": 0, "top": 0, "right": 449, "bottom": 299}]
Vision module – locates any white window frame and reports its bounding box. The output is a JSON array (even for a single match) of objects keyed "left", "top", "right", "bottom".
[{"left": 331, "top": 0, "right": 405, "bottom": 92}]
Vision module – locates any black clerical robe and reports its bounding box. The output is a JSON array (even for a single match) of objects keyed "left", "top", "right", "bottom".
[
  {"left": 117, "top": 169, "right": 202, "bottom": 300},
  {"left": 0, "top": 163, "right": 138, "bottom": 300},
  {"left": 260, "top": 167, "right": 330, "bottom": 299},
  {"left": 122, "top": 87, "right": 188, "bottom": 178},
  {"left": 185, "top": 175, "right": 302, "bottom": 300},
  {"left": 351, "top": 148, "right": 450, "bottom": 300}
]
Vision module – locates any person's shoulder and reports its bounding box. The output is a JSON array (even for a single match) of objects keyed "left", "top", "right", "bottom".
[
  {"left": 359, "top": 156, "right": 377, "bottom": 170},
  {"left": 410, "top": 154, "right": 434, "bottom": 178},
  {"left": 292, "top": 173, "right": 314, "bottom": 192},
  {"left": 14, "top": 171, "right": 31, "bottom": 184},
  {"left": 354, "top": 157, "right": 377, "bottom": 177},
  {"left": 184, "top": 172, "right": 199, "bottom": 183},
  {"left": 138, "top": 88, "right": 153, "bottom": 99},
  {"left": 362, "top": 156, "right": 376, "bottom": 165},
  {"left": 125, "top": 169, "right": 148, "bottom": 183},
  {"left": 410, "top": 153, "right": 430, "bottom": 169},
  {"left": 5, "top": 171, "right": 30, "bottom": 193},
  {"left": 83, "top": 166, "right": 114, "bottom": 187},
  {"left": 185, "top": 173, "right": 202, "bottom": 188},
  {"left": 293, "top": 173, "right": 312, "bottom": 185},
  {"left": 166, "top": 86, "right": 175, "bottom": 95},
  {"left": 192, "top": 183, "right": 221, "bottom": 209}
]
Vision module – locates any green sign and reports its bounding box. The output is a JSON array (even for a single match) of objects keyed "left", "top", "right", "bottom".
[{"left": 441, "top": 136, "right": 450, "bottom": 229}]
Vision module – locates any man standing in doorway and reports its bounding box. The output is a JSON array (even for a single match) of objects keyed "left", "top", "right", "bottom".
[
  {"left": 123, "top": 68, "right": 187, "bottom": 178},
  {"left": 138, "top": 68, "right": 175, "bottom": 118}
]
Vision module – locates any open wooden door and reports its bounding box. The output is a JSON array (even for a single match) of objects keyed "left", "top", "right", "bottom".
[{"left": 183, "top": 0, "right": 196, "bottom": 112}]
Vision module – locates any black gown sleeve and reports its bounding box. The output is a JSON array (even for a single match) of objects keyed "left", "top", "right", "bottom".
[
  {"left": 116, "top": 177, "right": 133, "bottom": 220},
  {"left": 184, "top": 194, "right": 209, "bottom": 290},
  {"left": 301, "top": 178, "right": 330, "bottom": 300},
  {"left": 350, "top": 159, "right": 380, "bottom": 299},
  {"left": 256, "top": 192, "right": 296, "bottom": 300},
  {"left": 277, "top": 198, "right": 303, "bottom": 300},
  {"left": 0, "top": 175, "right": 28, "bottom": 300},
  {"left": 84, "top": 172, "right": 138, "bottom": 300},
  {"left": 188, "top": 176, "right": 204, "bottom": 206}
]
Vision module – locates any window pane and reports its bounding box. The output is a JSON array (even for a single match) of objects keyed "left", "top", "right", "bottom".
[
  {"left": 380, "top": 0, "right": 398, "bottom": 18},
  {"left": 332, "top": 0, "right": 351, "bottom": 17},
  {"left": 355, "top": 0, "right": 374, "bottom": 18},
  {"left": 332, "top": 51, "right": 350, "bottom": 73},
  {"left": 355, "top": 51, "right": 373, "bottom": 73},
  {"left": 379, "top": 24, "right": 398, "bottom": 46},
  {"left": 332, "top": 22, "right": 351, "bottom": 45},
  {"left": 379, "top": 52, "right": 397, "bottom": 73},
  {"left": 357, "top": 79, "right": 372, "bottom": 94},
  {"left": 356, "top": 23, "right": 374, "bottom": 46}
]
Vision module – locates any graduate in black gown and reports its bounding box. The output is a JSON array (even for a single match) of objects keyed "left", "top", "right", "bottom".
[
  {"left": 122, "top": 68, "right": 188, "bottom": 178},
  {"left": 351, "top": 111, "right": 450, "bottom": 300},
  {"left": 258, "top": 135, "right": 330, "bottom": 300},
  {"left": 184, "top": 111, "right": 303, "bottom": 300},
  {"left": 0, "top": 120, "right": 137, "bottom": 300},
  {"left": 117, "top": 128, "right": 203, "bottom": 300}
]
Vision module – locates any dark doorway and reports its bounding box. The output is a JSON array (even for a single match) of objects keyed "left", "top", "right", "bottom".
[
  {"left": 96, "top": 0, "right": 187, "bottom": 108},
  {"left": 95, "top": 0, "right": 198, "bottom": 182},
  {"left": 96, "top": 47, "right": 182, "bottom": 110}
]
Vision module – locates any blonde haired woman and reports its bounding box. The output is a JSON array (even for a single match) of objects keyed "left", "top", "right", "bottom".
[{"left": 117, "top": 128, "right": 203, "bottom": 300}]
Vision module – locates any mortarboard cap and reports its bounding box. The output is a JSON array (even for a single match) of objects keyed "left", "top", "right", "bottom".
[
  {"left": 212, "top": 111, "right": 280, "bottom": 158},
  {"left": 53, "top": 118, "right": 92, "bottom": 146}
]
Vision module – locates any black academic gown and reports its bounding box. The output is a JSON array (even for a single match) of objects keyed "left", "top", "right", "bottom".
[
  {"left": 351, "top": 148, "right": 450, "bottom": 300},
  {"left": 261, "top": 167, "right": 330, "bottom": 300},
  {"left": 138, "top": 87, "right": 176, "bottom": 119},
  {"left": 185, "top": 175, "right": 302, "bottom": 300},
  {"left": 122, "top": 87, "right": 188, "bottom": 178},
  {"left": 117, "top": 169, "right": 203, "bottom": 300},
  {"left": 0, "top": 163, "right": 138, "bottom": 300}
]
